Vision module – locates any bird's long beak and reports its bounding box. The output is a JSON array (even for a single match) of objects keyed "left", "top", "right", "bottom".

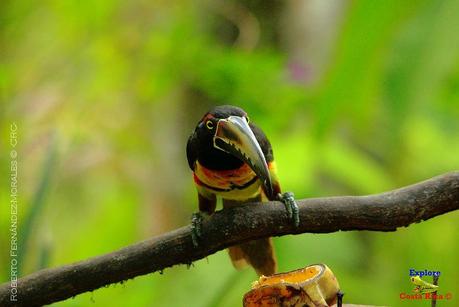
[{"left": 213, "top": 116, "right": 273, "bottom": 197}]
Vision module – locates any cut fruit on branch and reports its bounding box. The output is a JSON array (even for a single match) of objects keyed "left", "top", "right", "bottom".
[{"left": 243, "top": 264, "right": 340, "bottom": 307}]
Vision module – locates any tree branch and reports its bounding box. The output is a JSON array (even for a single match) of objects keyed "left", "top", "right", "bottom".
[{"left": 2, "top": 172, "right": 459, "bottom": 306}]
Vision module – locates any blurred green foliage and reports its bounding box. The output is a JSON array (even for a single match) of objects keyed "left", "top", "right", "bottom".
[{"left": 1, "top": 0, "right": 459, "bottom": 306}]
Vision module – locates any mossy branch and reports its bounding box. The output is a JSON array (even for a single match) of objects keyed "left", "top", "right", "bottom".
[{"left": 1, "top": 172, "right": 459, "bottom": 306}]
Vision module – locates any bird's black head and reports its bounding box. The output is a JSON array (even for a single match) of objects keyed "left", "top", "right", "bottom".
[
  {"left": 188, "top": 105, "right": 273, "bottom": 196},
  {"left": 195, "top": 105, "right": 247, "bottom": 140}
]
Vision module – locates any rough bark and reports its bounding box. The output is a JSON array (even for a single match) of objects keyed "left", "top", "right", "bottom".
[{"left": 1, "top": 172, "right": 458, "bottom": 306}]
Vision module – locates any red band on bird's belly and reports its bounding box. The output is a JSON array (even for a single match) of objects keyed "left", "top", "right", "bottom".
[
  {"left": 193, "top": 173, "right": 203, "bottom": 186},
  {"left": 194, "top": 162, "right": 256, "bottom": 190}
]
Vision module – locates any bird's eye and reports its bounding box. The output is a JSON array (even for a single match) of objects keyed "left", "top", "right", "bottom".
[
  {"left": 246, "top": 116, "right": 250, "bottom": 123},
  {"left": 206, "top": 120, "right": 214, "bottom": 129}
]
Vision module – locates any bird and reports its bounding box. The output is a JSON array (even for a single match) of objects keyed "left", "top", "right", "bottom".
[{"left": 186, "top": 105, "right": 299, "bottom": 276}]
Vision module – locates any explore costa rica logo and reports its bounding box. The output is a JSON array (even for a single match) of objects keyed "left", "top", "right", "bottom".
[{"left": 399, "top": 268, "right": 453, "bottom": 301}]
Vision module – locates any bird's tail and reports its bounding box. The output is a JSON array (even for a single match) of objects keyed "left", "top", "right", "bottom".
[
  {"left": 223, "top": 197, "right": 277, "bottom": 276},
  {"left": 228, "top": 238, "right": 277, "bottom": 276}
]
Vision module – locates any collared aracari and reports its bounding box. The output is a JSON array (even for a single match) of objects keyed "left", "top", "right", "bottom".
[{"left": 186, "top": 105, "right": 299, "bottom": 276}]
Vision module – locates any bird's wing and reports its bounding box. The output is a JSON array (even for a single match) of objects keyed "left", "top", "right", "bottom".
[{"left": 186, "top": 130, "right": 198, "bottom": 170}]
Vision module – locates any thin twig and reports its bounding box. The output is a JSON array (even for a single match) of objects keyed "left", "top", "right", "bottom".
[
  {"left": 1, "top": 172, "right": 458, "bottom": 307},
  {"left": 431, "top": 275, "right": 439, "bottom": 307},
  {"left": 337, "top": 291, "right": 344, "bottom": 307}
]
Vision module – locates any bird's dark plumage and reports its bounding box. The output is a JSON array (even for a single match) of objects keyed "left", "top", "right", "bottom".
[{"left": 187, "top": 105, "right": 282, "bottom": 276}]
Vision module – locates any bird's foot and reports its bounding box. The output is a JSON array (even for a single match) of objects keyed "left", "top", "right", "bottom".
[
  {"left": 191, "top": 212, "right": 209, "bottom": 247},
  {"left": 277, "top": 192, "right": 300, "bottom": 227}
]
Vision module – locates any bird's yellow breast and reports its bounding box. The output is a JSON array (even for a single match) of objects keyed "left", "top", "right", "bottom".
[{"left": 193, "top": 162, "right": 262, "bottom": 200}]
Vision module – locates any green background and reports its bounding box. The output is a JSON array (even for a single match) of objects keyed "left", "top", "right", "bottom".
[{"left": 1, "top": 0, "right": 459, "bottom": 306}]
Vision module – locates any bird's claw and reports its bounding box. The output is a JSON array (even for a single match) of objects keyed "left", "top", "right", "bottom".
[
  {"left": 191, "top": 212, "right": 203, "bottom": 247},
  {"left": 278, "top": 192, "right": 300, "bottom": 227}
]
